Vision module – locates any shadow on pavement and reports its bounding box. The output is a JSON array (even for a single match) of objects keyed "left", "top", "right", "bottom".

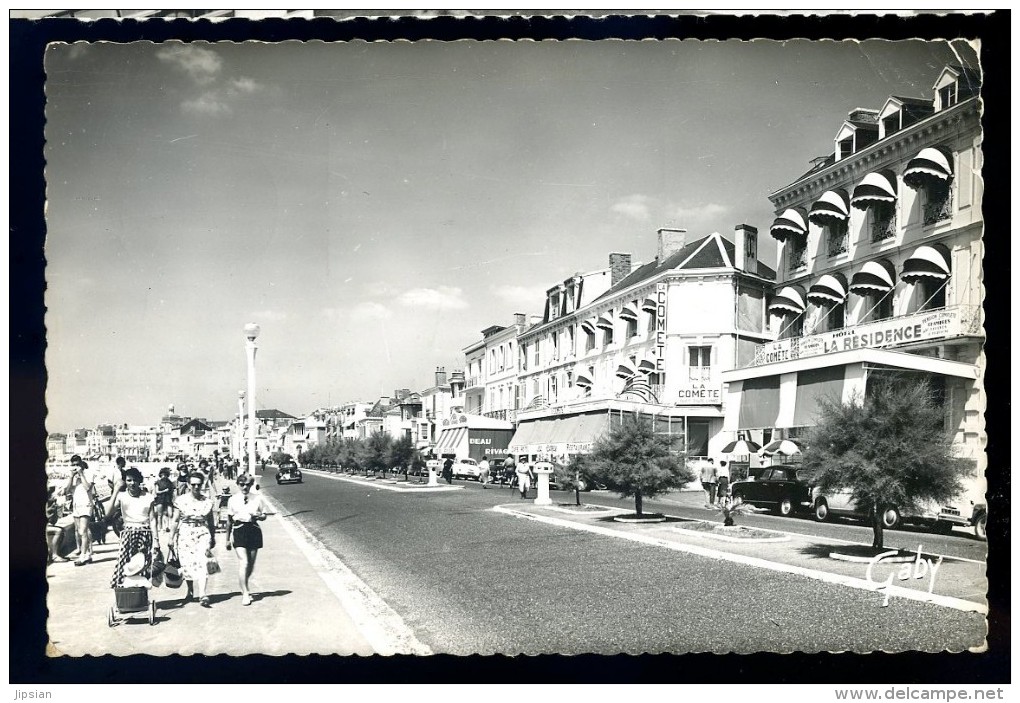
[{"left": 254, "top": 589, "right": 291, "bottom": 601}]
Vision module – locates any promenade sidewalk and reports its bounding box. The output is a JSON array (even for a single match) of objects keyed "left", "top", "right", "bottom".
[
  {"left": 494, "top": 493, "right": 987, "bottom": 615},
  {"left": 45, "top": 494, "right": 388, "bottom": 656}
]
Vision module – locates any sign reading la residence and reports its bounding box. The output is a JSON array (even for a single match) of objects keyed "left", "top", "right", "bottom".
[{"left": 752, "top": 305, "right": 982, "bottom": 366}]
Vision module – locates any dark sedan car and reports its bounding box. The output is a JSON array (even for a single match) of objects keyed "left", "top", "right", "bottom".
[
  {"left": 729, "top": 465, "right": 814, "bottom": 516},
  {"left": 275, "top": 461, "right": 303, "bottom": 485}
]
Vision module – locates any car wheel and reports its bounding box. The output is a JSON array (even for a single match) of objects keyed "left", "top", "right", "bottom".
[
  {"left": 777, "top": 496, "right": 794, "bottom": 516},
  {"left": 814, "top": 499, "right": 829, "bottom": 522},
  {"left": 974, "top": 513, "right": 987, "bottom": 541},
  {"left": 276, "top": 479, "right": 282, "bottom": 485},
  {"left": 880, "top": 506, "right": 901, "bottom": 530}
]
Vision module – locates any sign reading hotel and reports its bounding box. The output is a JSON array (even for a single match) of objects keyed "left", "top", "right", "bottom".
[
  {"left": 677, "top": 383, "right": 723, "bottom": 405},
  {"left": 753, "top": 307, "right": 976, "bottom": 366},
  {"left": 654, "top": 282, "right": 667, "bottom": 371}
]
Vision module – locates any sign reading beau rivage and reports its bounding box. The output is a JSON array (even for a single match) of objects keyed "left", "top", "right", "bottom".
[{"left": 752, "top": 307, "right": 975, "bottom": 366}]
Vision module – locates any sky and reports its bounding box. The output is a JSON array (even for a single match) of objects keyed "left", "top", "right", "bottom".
[{"left": 43, "top": 37, "right": 979, "bottom": 430}]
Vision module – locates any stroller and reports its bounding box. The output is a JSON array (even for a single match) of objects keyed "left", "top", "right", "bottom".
[{"left": 108, "top": 542, "right": 160, "bottom": 627}]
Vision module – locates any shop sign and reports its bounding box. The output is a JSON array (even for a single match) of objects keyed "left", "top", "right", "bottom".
[
  {"left": 654, "top": 282, "right": 667, "bottom": 371},
  {"left": 753, "top": 306, "right": 976, "bottom": 366},
  {"left": 676, "top": 383, "right": 723, "bottom": 405}
]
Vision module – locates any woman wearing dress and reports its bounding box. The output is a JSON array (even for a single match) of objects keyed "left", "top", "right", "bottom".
[
  {"left": 225, "top": 474, "right": 271, "bottom": 606},
  {"left": 104, "top": 467, "right": 157, "bottom": 588},
  {"left": 169, "top": 472, "right": 217, "bottom": 607}
]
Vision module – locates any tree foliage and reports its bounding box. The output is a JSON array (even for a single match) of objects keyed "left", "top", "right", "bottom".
[
  {"left": 389, "top": 435, "right": 419, "bottom": 477},
  {"left": 270, "top": 451, "right": 293, "bottom": 465},
  {"left": 586, "top": 414, "right": 694, "bottom": 516},
  {"left": 362, "top": 431, "right": 393, "bottom": 475},
  {"left": 801, "top": 376, "right": 971, "bottom": 548}
]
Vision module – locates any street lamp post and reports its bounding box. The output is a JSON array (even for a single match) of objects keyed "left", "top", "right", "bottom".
[
  {"left": 244, "top": 323, "right": 260, "bottom": 477},
  {"left": 237, "top": 390, "right": 246, "bottom": 462}
]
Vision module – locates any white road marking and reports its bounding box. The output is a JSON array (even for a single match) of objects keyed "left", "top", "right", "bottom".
[
  {"left": 492, "top": 505, "right": 987, "bottom": 615},
  {"left": 263, "top": 494, "right": 432, "bottom": 655}
]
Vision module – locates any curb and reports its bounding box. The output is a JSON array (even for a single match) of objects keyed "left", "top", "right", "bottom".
[{"left": 667, "top": 524, "right": 791, "bottom": 544}]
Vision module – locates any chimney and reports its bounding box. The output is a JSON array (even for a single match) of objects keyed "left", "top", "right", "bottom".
[
  {"left": 435, "top": 366, "right": 447, "bottom": 387},
  {"left": 609, "top": 252, "right": 632, "bottom": 286},
  {"left": 657, "top": 228, "right": 687, "bottom": 262},
  {"left": 734, "top": 224, "right": 758, "bottom": 275},
  {"left": 529, "top": 314, "right": 543, "bottom": 327},
  {"left": 513, "top": 312, "right": 526, "bottom": 328}
]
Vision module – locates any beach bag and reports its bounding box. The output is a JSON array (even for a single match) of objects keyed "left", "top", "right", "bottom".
[
  {"left": 163, "top": 547, "right": 183, "bottom": 589},
  {"left": 150, "top": 547, "right": 166, "bottom": 578},
  {"left": 206, "top": 555, "right": 221, "bottom": 576}
]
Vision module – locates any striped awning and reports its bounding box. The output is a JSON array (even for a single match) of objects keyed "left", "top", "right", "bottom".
[
  {"left": 808, "top": 189, "right": 851, "bottom": 225},
  {"left": 769, "top": 207, "right": 809, "bottom": 242},
  {"left": 903, "top": 147, "right": 954, "bottom": 188},
  {"left": 619, "top": 304, "right": 638, "bottom": 322},
  {"left": 574, "top": 372, "right": 593, "bottom": 388},
  {"left": 595, "top": 314, "right": 614, "bottom": 331},
  {"left": 851, "top": 171, "right": 897, "bottom": 209},
  {"left": 768, "top": 285, "right": 807, "bottom": 315},
  {"left": 901, "top": 243, "right": 952, "bottom": 283},
  {"left": 641, "top": 297, "right": 657, "bottom": 314},
  {"left": 580, "top": 319, "right": 596, "bottom": 334},
  {"left": 806, "top": 272, "right": 849, "bottom": 305},
  {"left": 637, "top": 359, "right": 657, "bottom": 375},
  {"left": 849, "top": 259, "right": 897, "bottom": 294},
  {"left": 615, "top": 362, "right": 638, "bottom": 380},
  {"left": 434, "top": 427, "right": 467, "bottom": 454}
]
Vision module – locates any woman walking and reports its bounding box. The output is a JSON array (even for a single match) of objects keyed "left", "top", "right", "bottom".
[
  {"left": 153, "top": 467, "right": 175, "bottom": 533},
  {"left": 226, "top": 474, "right": 271, "bottom": 606},
  {"left": 65, "top": 458, "right": 96, "bottom": 566},
  {"left": 104, "top": 467, "right": 157, "bottom": 588},
  {"left": 169, "top": 472, "right": 217, "bottom": 607}
]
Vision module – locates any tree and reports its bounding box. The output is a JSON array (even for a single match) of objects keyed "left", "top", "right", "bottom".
[
  {"left": 585, "top": 414, "right": 695, "bottom": 516},
  {"left": 801, "top": 377, "right": 971, "bottom": 549},
  {"left": 270, "top": 451, "right": 293, "bottom": 465},
  {"left": 363, "top": 431, "right": 393, "bottom": 477},
  {"left": 389, "top": 435, "right": 418, "bottom": 480}
]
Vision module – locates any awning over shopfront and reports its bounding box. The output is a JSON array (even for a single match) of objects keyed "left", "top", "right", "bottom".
[
  {"left": 769, "top": 207, "right": 809, "bottom": 242},
  {"left": 508, "top": 411, "right": 611, "bottom": 457},
  {"left": 619, "top": 304, "right": 638, "bottom": 322},
  {"left": 768, "top": 285, "right": 807, "bottom": 315},
  {"left": 849, "top": 259, "right": 896, "bottom": 294},
  {"left": 901, "top": 243, "right": 952, "bottom": 283},
  {"left": 850, "top": 171, "right": 897, "bottom": 210},
  {"left": 903, "top": 146, "right": 954, "bottom": 188},
  {"left": 792, "top": 366, "right": 846, "bottom": 427},
  {"left": 433, "top": 414, "right": 514, "bottom": 460},
  {"left": 736, "top": 376, "right": 782, "bottom": 430},
  {"left": 807, "top": 273, "right": 849, "bottom": 305},
  {"left": 433, "top": 427, "right": 467, "bottom": 455},
  {"left": 808, "top": 188, "right": 851, "bottom": 225}
]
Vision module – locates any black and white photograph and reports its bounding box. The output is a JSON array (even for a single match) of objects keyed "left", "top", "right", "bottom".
[{"left": 11, "top": 9, "right": 1007, "bottom": 687}]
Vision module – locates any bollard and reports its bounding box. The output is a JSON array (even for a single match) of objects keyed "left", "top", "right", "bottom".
[
  {"left": 426, "top": 459, "right": 441, "bottom": 487},
  {"left": 533, "top": 461, "right": 554, "bottom": 506}
]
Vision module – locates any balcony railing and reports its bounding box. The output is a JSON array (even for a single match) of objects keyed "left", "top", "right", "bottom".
[
  {"left": 688, "top": 366, "right": 712, "bottom": 382},
  {"left": 483, "top": 409, "right": 517, "bottom": 423},
  {"left": 787, "top": 247, "right": 807, "bottom": 273},
  {"left": 751, "top": 304, "right": 982, "bottom": 366},
  {"left": 923, "top": 191, "right": 953, "bottom": 226},
  {"left": 870, "top": 216, "right": 896, "bottom": 243},
  {"left": 827, "top": 231, "right": 849, "bottom": 257},
  {"left": 464, "top": 375, "right": 483, "bottom": 389}
]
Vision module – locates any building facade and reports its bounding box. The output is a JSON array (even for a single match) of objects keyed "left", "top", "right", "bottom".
[
  {"left": 721, "top": 64, "right": 984, "bottom": 493},
  {"left": 511, "top": 226, "right": 774, "bottom": 465}
]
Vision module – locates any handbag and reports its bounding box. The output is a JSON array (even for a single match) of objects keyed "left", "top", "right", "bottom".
[
  {"left": 150, "top": 547, "right": 166, "bottom": 577},
  {"left": 163, "top": 546, "right": 183, "bottom": 589},
  {"left": 206, "top": 555, "right": 221, "bottom": 575}
]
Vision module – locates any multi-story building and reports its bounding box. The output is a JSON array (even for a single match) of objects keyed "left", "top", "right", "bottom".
[
  {"left": 721, "top": 64, "right": 983, "bottom": 484},
  {"left": 419, "top": 368, "right": 466, "bottom": 448},
  {"left": 114, "top": 424, "right": 162, "bottom": 461},
  {"left": 337, "top": 401, "right": 374, "bottom": 441},
  {"left": 461, "top": 341, "right": 487, "bottom": 416},
  {"left": 511, "top": 225, "right": 774, "bottom": 464},
  {"left": 480, "top": 314, "right": 530, "bottom": 424},
  {"left": 47, "top": 433, "right": 67, "bottom": 460}
]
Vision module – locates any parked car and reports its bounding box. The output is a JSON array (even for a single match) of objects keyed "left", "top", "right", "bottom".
[
  {"left": 970, "top": 503, "right": 987, "bottom": 541},
  {"left": 275, "top": 461, "right": 303, "bottom": 485},
  {"left": 729, "top": 465, "right": 814, "bottom": 516},
  {"left": 452, "top": 458, "right": 481, "bottom": 480},
  {"left": 811, "top": 489, "right": 974, "bottom": 534}
]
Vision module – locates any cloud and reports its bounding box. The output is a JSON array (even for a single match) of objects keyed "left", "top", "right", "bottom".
[
  {"left": 665, "top": 202, "right": 729, "bottom": 225},
  {"left": 228, "top": 77, "right": 263, "bottom": 95},
  {"left": 181, "top": 92, "right": 232, "bottom": 116},
  {"left": 397, "top": 286, "right": 468, "bottom": 310},
  {"left": 322, "top": 302, "right": 392, "bottom": 322},
  {"left": 611, "top": 194, "right": 652, "bottom": 221},
  {"left": 491, "top": 284, "right": 545, "bottom": 310},
  {"left": 156, "top": 44, "right": 223, "bottom": 86}
]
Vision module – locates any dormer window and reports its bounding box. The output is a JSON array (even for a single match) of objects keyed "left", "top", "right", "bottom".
[
  {"left": 837, "top": 136, "right": 854, "bottom": 159},
  {"left": 938, "top": 83, "right": 957, "bottom": 110},
  {"left": 882, "top": 114, "right": 899, "bottom": 137}
]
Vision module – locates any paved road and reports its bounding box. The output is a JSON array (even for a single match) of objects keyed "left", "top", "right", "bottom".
[{"left": 263, "top": 473, "right": 986, "bottom": 655}]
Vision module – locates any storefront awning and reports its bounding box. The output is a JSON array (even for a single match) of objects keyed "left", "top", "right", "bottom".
[
  {"left": 903, "top": 146, "right": 954, "bottom": 188},
  {"left": 768, "top": 285, "right": 807, "bottom": 315},
  {"left": 641, "top": 297, "right": 657, "bottom": 314},
  {"left": 736, "top": 376, "right": 782, "bottom": 430},
  {"left": 850, "top": 171, "right": 897, "bottom": 210},
  {"left": 792, "top": 366, "right": 846, "bottom": 427},
  {"left": 619, "top": 304, "right": 638, "bottom": 322},
  {"left": 807, "top": 273, "right": 849, "bottom": 305},
  {"left": 808, "top": 188, "right": 851, "bottom": 225},
  {"left": 849, "top": 259, "right": 896, "bottom": 294},
  {"left": 769, "top": 207, "right": 809, "bottom": 242},
  {"left": 433, "top": 427, "right": 467, "bottom": 455},
  {"left": 595, "top": 314, "right": 614, "bottom": 331},
  {"left": 901, "top": 243, "right": 952, "bottom": 283}
]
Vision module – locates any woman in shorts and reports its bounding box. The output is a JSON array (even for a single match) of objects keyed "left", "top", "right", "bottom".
[
  {"left": 153, "top": 467, "right": 175, "bottom": 532},
  {"left": 226, "top": 474, "right": 272, "bottom": 606}
]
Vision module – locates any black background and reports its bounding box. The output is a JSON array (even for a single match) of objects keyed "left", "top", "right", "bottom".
[{"left": 11, "top": 10, "right": 1009, "bottom": 684}]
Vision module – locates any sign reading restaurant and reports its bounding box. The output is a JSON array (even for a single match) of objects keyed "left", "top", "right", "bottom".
[{"left": 753, "top": 306, "right": 979, "bottom": 366}]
